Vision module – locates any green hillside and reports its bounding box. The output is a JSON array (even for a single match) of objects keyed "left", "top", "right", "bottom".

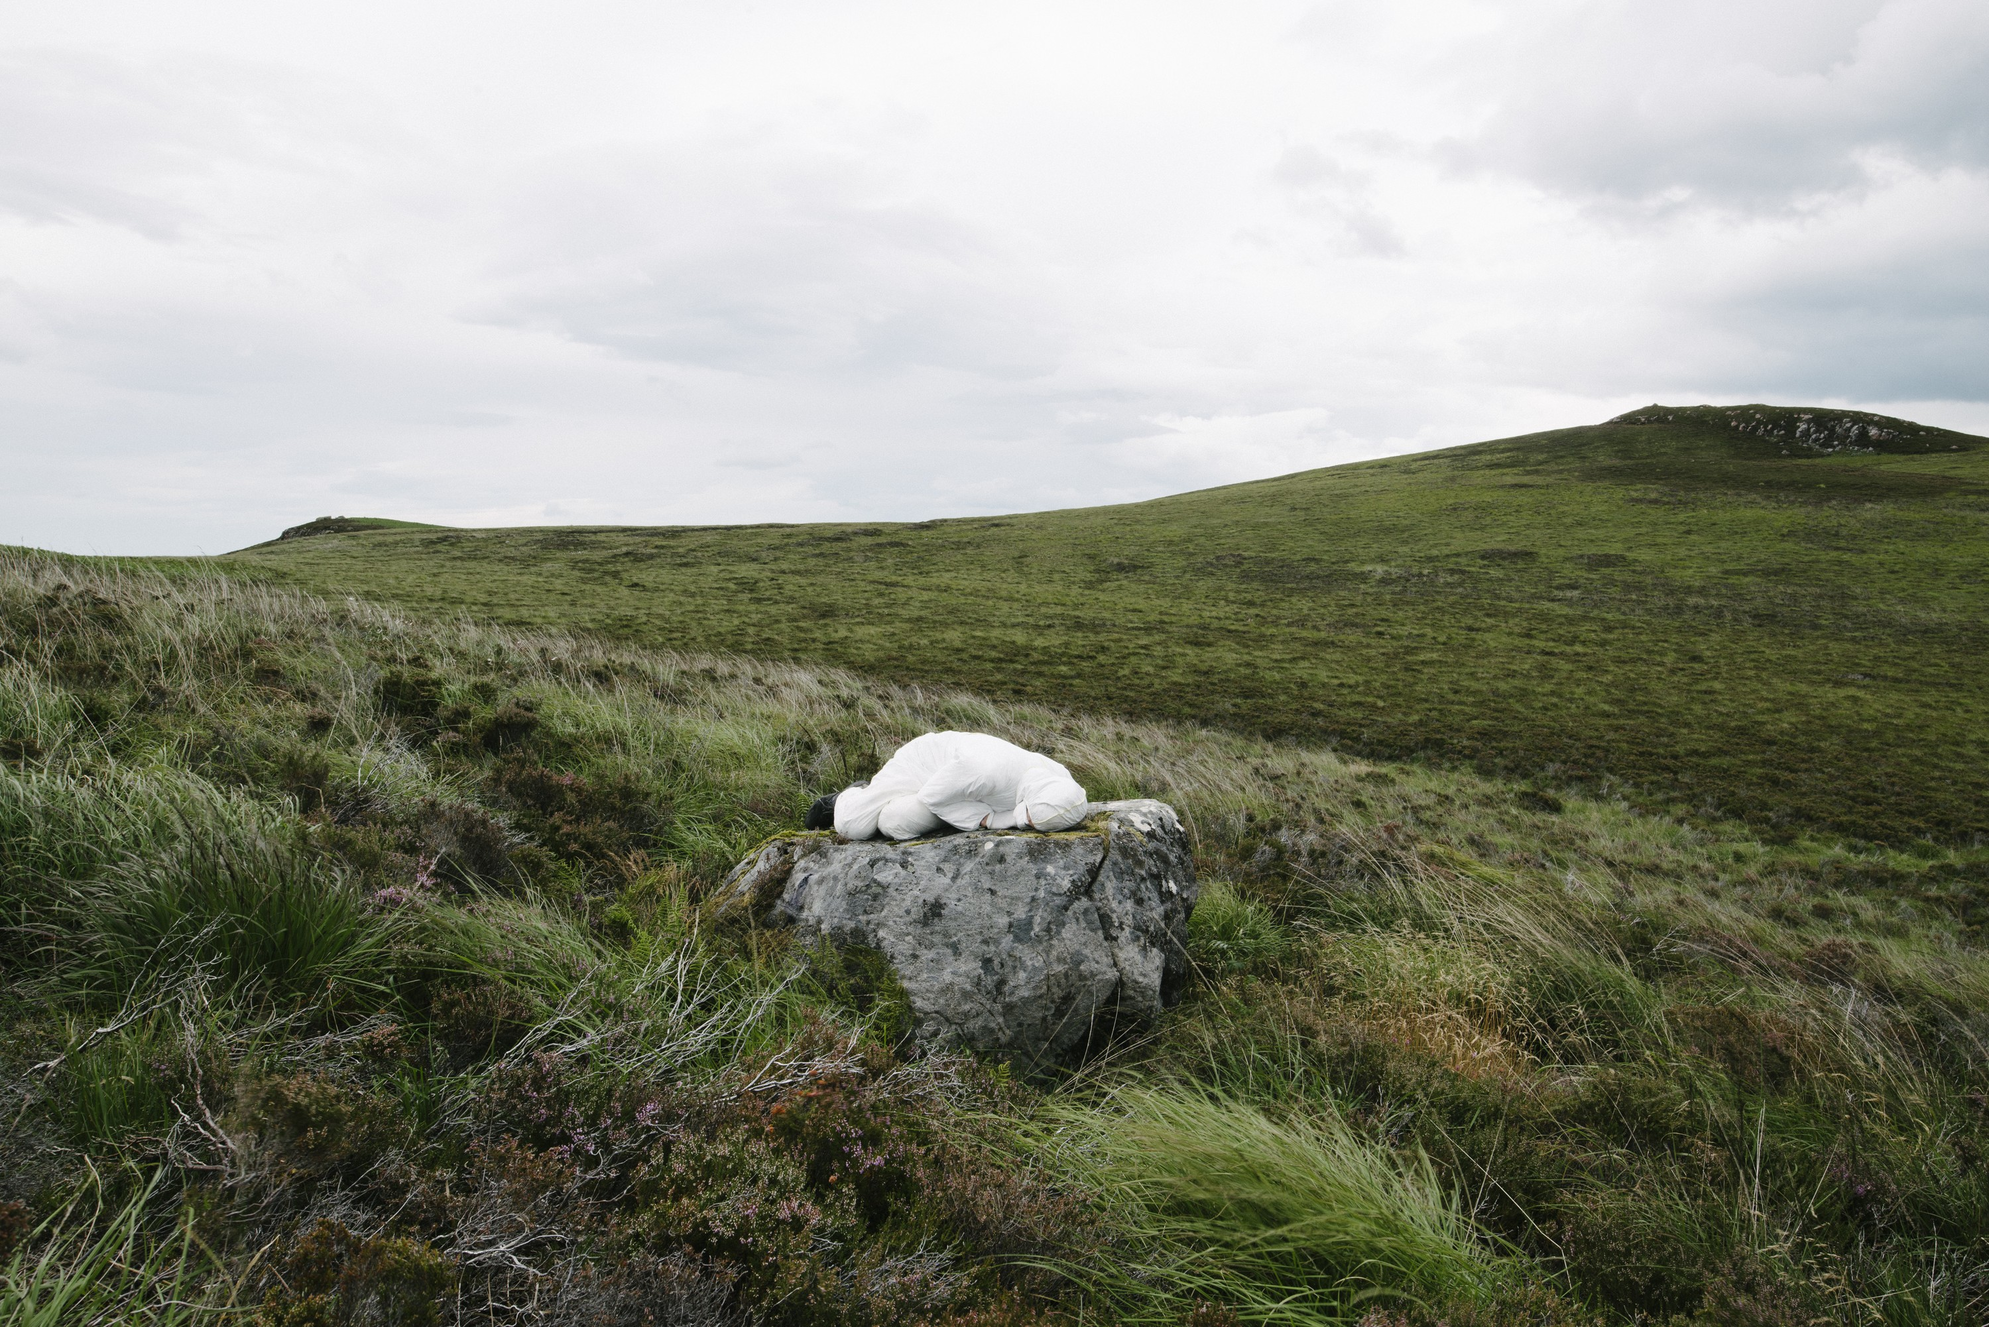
[
  {"left": 228, "top": 405, "right": 1989, "bottom": 845},
  {"left": 6, "top": 548, "right": 1988, "bottom": 1323}
]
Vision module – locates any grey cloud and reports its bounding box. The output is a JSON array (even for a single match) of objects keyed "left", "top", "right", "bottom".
[
  {"left": 1457, "top": 0, "right": 1989, "bottom": 210},
  {"left": 1047, "top": 407, "right": 1162, "bottom": 449},
  {"left": 1269, "top": 145, "right": 1405, "bottom": 256},
  {"left": 418, "top": 409, "right": 515, "bottom": 427},
  {"left": 28, "top": 297, "right": 331, "bottom": 397},
  {"left": 1712, "top": 238, "right": 1989, "bottom": 400},
  {"left": 1746, "top": 310, "right": 1989, "bottom": 401},
  {"left": 1455, "top": 185, "right": 1989, "bottom": 405},
  {"left": 481, "top": 150, "right": 1064, "bottom": 382},
  {"left": 0, "top": 53, "right": 202, "bottom": 236},
  {"left": 715, "top": 447, "right": 802, "bottom": 470},
  {"left": 0, "top": 50, "right": 347, "bottom": 238},
  {"left": 1272, "top": 145, "right": 1357, "bottom": 190}
]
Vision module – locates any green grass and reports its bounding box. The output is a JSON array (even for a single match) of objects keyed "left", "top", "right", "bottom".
[
  {"left": 1185, "top": 880, "right": 1289, "bottom": 979},
  {"left": 29, "top": 776, "right": 402, "bottom": 1004},
  {"left": 219, "top": 404, "right": 1989, "bottom": 848},
  {"left": 0, "top": 1173, "right": 207, "bottom": 1327},
  {"left": 1035, "top": 1087, "right": 1506, "bottom": 1323},
  {"left": 3, "top": 541, "right": 1987, "bottom": 1323}
]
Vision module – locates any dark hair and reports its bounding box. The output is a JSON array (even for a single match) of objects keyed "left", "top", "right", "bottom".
[{"left": 804, "top": 792, "right": 839, "bottom": 831}]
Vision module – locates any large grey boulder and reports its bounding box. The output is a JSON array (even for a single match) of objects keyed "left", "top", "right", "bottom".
[{"left": 717, "top": 800, "right": 1197, "bottom": 1068}]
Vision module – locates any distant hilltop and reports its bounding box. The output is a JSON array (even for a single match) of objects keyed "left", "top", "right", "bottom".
[
  {"left": 1607, "top": 403, "right": 1975, "bottom": 456},
  {"left": 267, "top": 406, "right": 1981, "bottom": 545},
  {"left": 276, "top": 516, "right": 444, "bottom": 541}
]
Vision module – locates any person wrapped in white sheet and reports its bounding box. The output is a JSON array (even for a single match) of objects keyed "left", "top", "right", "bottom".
[{"left": 810, "top": 731, "right": 1090, "bottom": 841}]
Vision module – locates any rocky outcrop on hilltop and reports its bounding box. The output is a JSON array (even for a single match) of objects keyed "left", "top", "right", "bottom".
[{"left": 1609, "top": 404, "right": 1969, "bottom": 456}]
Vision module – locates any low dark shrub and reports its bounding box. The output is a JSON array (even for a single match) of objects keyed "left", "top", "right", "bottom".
[
  {"left": 1555, "top": 1068, "right": 1697, "bottom": 1153},
  {"left": 909, "top": 1296, "right": 1078, "bottom": 1327},
  {"left": 377, "top": 668, "right": 446, "bottom": 726},
  {"left": 1799, "top": 938, "right": 1870, "bottom": 985},
  {"left": 416, "top": 798, "right": 515, "bottom": 886},
  {"left": 629, "top": 1124, "right": 863, "bottom": 1310},
  {"left": 0, "top": 1200, "right": 26, "bottom": 1262},
  {"left": 1685, "top": 1247, "right": 1828, "bottom": 1327},
  {"left": 477, "top": 698, "right": 540, "bottom": 753},
  {"left": 0, "top": 734, "right": 42, "bottom": 765},
  {"left": 481, "top": 1051, "right": 595, "bottom": 1151},
  {"left": 481, "top": 1052, "right": 697, "bottom": 1179},
  {"left": 1556, "top": 1186, "right": 1718, "bottom": 1318},
  {"left": 1356, "top": 1281, "right": 1601, "bottom": 1326},
  {"left": 908, "top": 1135, "right": 1098, "bottom": 1271},
  {"left": 247, "top": 1072, "right": 407, "bottom": 1181},
  {"left": 1670, "top": 1005, "right": 1804, "bottom": 1091},
  {"left": 188, "top": 724, "right": 333, "bottom": 812},
  {"left": 491, "top": 757, "right": 658, "bottom": 864},
  {"left": 431, "top": 981, "right": 537, "bottom": 1064},
  {"left": 766, "top": 1075, "right": 930, "bottom": 1230},
  {"left": 540, "top": 1251, "right": 738, "bottom": 1327},
  {"left": 1175, "top": 1306, "right": 1244, "bottom": 1327},
  {"left": 1820, "top": 1144, "right": 1907, "bottom": 1234},
  {"left": 272, "top": 742, "right": 333, "bottom": 814},
  {"left": 803, "top": 942, "right": 915, "bottom": 1050},
  {"left": 254, "top": 1219, "right": 453, "bottom": 1327},
  {"left": 317, "top": 823, "right": 397, "bottom": 875}
]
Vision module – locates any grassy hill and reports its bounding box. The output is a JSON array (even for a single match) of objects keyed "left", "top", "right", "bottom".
[
  {"left": 270, "top": 515, "right": 447, "bottom": 540},
  {"left": 227, "top": 405, "right": 1989, "bottom": 847},
  {"left": 4, "top": 548, "right": 1987, "bottom": 1324}
]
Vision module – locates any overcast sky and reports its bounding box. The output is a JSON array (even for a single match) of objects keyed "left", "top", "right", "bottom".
[{"left": 4, "top": 0, "right": 1986, "bottom": 554}]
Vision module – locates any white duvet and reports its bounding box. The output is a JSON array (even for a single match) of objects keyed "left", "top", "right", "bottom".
[{"left": 832, "top": 731, "right": 1090, "bottom": 841}]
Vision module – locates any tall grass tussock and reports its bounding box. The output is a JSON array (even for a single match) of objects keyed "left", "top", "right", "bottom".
[{"left": 0, "top": 547, "right": 1985, "bottom": 1324}]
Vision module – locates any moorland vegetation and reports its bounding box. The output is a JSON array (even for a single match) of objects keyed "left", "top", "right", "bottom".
[
  {"left": 230, "top": 405, "right": 1989, "bottom": 848},
  {"left": 3, "top": 535, "right": 1988, "bottom": 1324}
]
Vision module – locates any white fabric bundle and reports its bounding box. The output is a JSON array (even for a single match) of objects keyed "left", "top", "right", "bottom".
[{"left": 832, "top": 731, "right": 1090, "bottom": 841}]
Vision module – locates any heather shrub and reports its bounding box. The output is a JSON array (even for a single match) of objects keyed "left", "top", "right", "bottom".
[
  {"left": 801, "top": 941, "right": 916, "bottom": 1050},
  {"left": 414, "top": 798, "right": 518, "bottom": 888},
  {"left": 376, "top": 666, "right": 449, "bottom": 733},
  {"left": 253, "top": 1220, "right": 452, "bottom": 1327},
  {"left": 245, "top": 1071, "right": 410, "bottom": 1182},
  {"left": 1354, "top": 1282, "right": 1602, "bottom": 1327},
  {"left": 490, "top": 754, "right": 656, "bottom": 865},
  {"left": 630, "top": 1124, "right": 864, "bottom": 1311},
  {"left": 428, "top": 980, "right": 537, "bottom": 1064}
]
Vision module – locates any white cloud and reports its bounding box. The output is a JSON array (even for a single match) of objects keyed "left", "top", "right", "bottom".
[{"left": 0, "top": 0, "right": 1982, "bottom": 554}]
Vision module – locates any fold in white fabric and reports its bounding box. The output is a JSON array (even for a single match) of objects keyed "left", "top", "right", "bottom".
[{"left": 832, "top": 731, "right": 1090, "bottom": 841}]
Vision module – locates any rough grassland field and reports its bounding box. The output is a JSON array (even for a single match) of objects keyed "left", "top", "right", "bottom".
[
  {"left": 227, "top": 405, "right": 1989, "bottom": 848},
  {"left": 3, "top": 547, "right": 1989, "bottom": 1324}
]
